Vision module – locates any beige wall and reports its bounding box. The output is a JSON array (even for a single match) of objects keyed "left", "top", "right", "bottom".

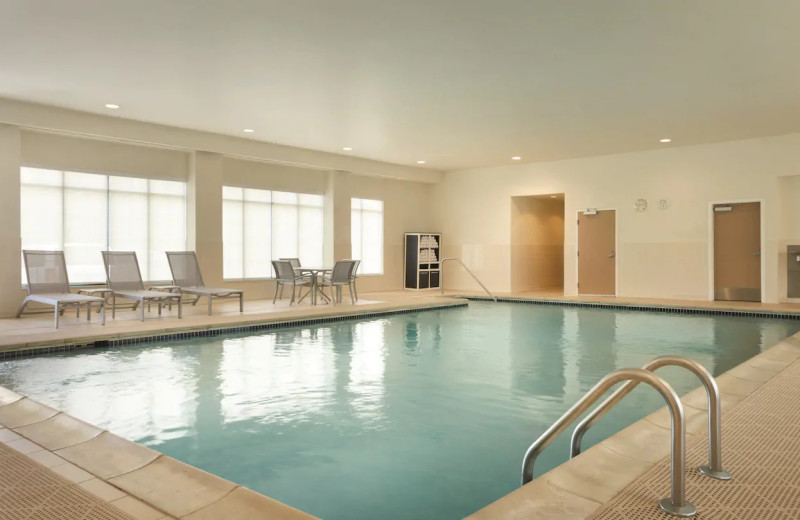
[
  {"left": 510, "top": 197, "right": 564, "bottom": 292},
  {"left": 437, "top": 133, "right": 800, "bottom": 303},
  {"left": 0, "top": 120, "right": 437, "bottom": 316}
]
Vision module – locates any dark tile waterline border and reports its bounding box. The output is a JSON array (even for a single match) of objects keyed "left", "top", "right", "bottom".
[
  {"left": 0, "top": 302, "right": 469, "bottom": 360},
  {"left": 460, "top": 295, "right": 800, "bottom": 319}
]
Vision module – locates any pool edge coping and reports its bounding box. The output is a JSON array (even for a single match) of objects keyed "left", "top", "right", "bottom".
[{"left": 0, "top": 299, "right": 469, "bottom": 359}]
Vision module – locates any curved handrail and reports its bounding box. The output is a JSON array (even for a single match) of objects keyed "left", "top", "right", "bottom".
[
  {"left": 440, "top": 258, "right": 497, "bottom": 301},
  {"left": 570, "top": 356, "right": 731, "bottom": 480},
  {"left": 521, "top": 368, "right": 696, "bottom": 517}
]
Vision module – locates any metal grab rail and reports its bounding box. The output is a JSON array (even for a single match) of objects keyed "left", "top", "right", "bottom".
[
  {"left": 570, "top": 356, "right": 731, "bottom": 480},
  {"left": 521, "top": 368, "right": 696, "bottom": 517},
  {"left": 440, "top": 258, "right": 497, "bottom": 301}
]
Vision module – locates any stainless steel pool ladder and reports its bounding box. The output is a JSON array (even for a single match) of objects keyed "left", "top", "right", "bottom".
[
  {"left": 440, "top": 258, "right": 497, "bottom": 301},
  {"left": 571, "top": 356, "right": 732, "bottom": 481},
  {"left": 521, "top": 368, "right": 698, "bottom": 517}
]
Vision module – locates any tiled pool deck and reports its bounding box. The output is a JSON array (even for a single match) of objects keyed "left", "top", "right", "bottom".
[{"left": 3, "top": 290, "right": 800, "bottom": 518}]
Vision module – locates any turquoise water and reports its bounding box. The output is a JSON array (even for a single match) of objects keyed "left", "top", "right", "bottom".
[{"left": 1, "top": 303, "right": 798, "bottom": 519}]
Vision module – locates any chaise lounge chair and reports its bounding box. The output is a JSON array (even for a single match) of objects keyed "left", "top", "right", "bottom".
[
  {"left": 166, "top": 251, "right": 243, "bottom": 315},
  {"left": 17, "top": 250, "right": 106, "bottom": 328},
  {"left": 102, "top": 251, "right": 182, "bottom": 321}
]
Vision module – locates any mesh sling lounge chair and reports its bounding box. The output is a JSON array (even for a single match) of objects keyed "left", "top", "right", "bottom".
[
  {"left": 272, "top": 260, "right": 312, "bottom": 305},
  {"left": 166, "top": 251, "right": 243, "bottom": 315},
  {"left": 102, "top": 251, "right": 182, "bottom": 321},
  {"left": 319, "top": 260, "right": 357, "bottom": 305},
  {"left": 17, "top": 250, "right": 106, "bottom": 328}
]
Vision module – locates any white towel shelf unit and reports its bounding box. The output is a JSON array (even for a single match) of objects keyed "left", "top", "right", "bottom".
[{"left": 404, "top": 233, "right": 441, "bottom": 290}]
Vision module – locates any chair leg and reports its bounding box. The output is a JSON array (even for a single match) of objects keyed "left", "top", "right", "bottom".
[
  {"left": 178, "top": 297, "right": 183, "bottom": 319},
  {"left": 16, "top": 299, "right": 28, "bottom": 318},
  {"left": 54, "top": 303, "right": 59, "bottom": 329},
  {"left": 112, "top": 295, "right": 116, "bottom": 319},
  {"left": 352, "top": 279, "right": 358, "bottom": 301},
  {"left": 140, "top": 300, "right": 145, "bottom": 321},
  {"left": 290, "top": 285, "right": 296, "bottom": 305},
  {"left": 207, "top": 296, "right": 212, "bottom": 316},
  {"left": 100, "top": 302, "right": 105, "bottom": 325},
  {"left": 279, "top": 285, "right": 285, "bottom": 299},
  {"left": 349, "top": 284, "right": 355, "bottom": 304},
  {"left": 86, "top": 302, "right": 91, "bottom": 321},
  {"left": 239, "top": 293, "right": 243, "bottom": 313},
  {"left": 273, "top": 282, "right": 281, "bottom": 304}
]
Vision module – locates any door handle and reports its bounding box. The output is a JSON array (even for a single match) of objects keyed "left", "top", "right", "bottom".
[{"left": 608, "top": 252, "right": 616, "bottom": 258}]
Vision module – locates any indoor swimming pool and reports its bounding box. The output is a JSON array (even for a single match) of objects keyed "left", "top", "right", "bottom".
[{"left": 1, "top": 302, "right": 798, "bottom": 519}]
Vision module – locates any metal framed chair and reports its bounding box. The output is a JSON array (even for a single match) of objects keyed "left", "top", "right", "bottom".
[
  {"left": 166, "top": 251, "right": 243, "bottom": 315},
  {"left": 272, "top": 260, "right": 312, "bottom": 305},
  {"left": 343, "top": 258, "right": 361, "bottom": 301},
  {"left": 319, "top": 260, "right": 357, "bottom": 305},
  {"left": 101, "top": 251, "right": 182, "bottom": 321},
  {"left": 17, "top": 250, "right": 106, "bottom": 328}
]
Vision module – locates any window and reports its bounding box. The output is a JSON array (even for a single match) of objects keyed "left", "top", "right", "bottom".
[
  {"left": 222, "top": 187, "right": 324, "bottom": 279},
  {"left": 351, "top": 198, "right": 383, "bottom": 275},
  {"left": 20, "top": 167, "right": 186, "bottom": 283}
]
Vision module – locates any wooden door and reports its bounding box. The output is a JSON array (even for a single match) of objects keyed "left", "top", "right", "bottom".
[
  {"left": 714, "top": 202, "right": 761, "bottom": 301},
  {"left": 578, "top": 210, "right": 616, "bottom": 295}
]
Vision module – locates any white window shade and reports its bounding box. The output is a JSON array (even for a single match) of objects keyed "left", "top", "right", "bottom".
[
  {"left": 222, "top": 187, "right": 323, "bottom": 279},
  {"left": 351, "top": 198, "right": 384, "bottom": 275},
  {"left": 20, "top": 167, "right": 186, "bottom": 284}
]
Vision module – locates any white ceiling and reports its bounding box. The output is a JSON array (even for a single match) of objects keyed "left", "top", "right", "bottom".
[{"left": 2, "top": 1, "right": 800, "bottom": 171}]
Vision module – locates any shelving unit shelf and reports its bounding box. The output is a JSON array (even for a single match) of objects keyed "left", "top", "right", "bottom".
[{"left": 405, "top": 232, "right": 441, "bottom": 290}]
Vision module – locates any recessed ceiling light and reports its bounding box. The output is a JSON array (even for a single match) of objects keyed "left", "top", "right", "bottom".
[
  {"left": 417, "top": 160, "right": 426, "bottom": 164},
  {"left": 659, "top": 138, "right": 671, "bottom": 143},
  {"left": 511, "top": 156, "right": 522, "bottom": 160},
  {"left": 243, "top": 129, "right": 255, "bottom": 133},
  {"left": 104, "top": 104, "right": 120, "bottom": 109},
  {"left": 342, "top": 147, "right": 353, "bottom": 151}
]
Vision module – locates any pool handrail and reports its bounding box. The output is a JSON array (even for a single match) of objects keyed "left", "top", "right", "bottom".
[
  {"left": 570, "top": 355, "right": 732, "bottom": 480},
  {"left": 521, "top": 368, "right": 697, "bottom": 517},
  {"left": 440, "top": 258, "right": 497, "bottom": 301}
]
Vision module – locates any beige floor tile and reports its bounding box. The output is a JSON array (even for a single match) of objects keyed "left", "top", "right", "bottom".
[
  {"left": 26, "top": 449, "right": 67, "bottom": 468},
  {"left": 79, "top": 478, "right": 127, "bottom": 501},
  {"left": 726, "top": 363, "right": 779, "bottom": 383},
  {"left": 467, "top": 472, "right": 601, "bottom": 520},
  {"left": 110, "top": 495, "right": 167, "bottom": 520},
  {"left": 14, "top": 412, "right": 102, "bottom": 450},
  {"left": 644, "top": 401, "right": 708, "bottom": 436},
  {"left": 0, "top": 427, "right": 22, "bottom": 443},
  {"left": 185, "top": 487, "right": 318, "bottom": 520},
  {"left": 109, "top": 456, "right": 237, "bottom": 518},
  {"left": 50, "top": 461, "right": 95, "bottom": 483},
  {"left": 544, "top": 443, "right": 653, "bottom": 503},
  {"left": 0, "top": 398, "right": 59, "bottom": 428},
  {"left": 4, "top": 437, "right": 43, "bottom": 455},
  {"left": 0, "top": 386, "right": 22, "bottom": 406},
  {"left": 715, "top": 374, "right": 764, "bottom": 397},
  {"left": 56, "top": 431, "right": 160, "bottom": 479}
]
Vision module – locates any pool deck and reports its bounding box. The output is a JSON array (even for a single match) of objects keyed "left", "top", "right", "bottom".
[{"left": 3, "top": 290, "right": 800, "bottom": 518}]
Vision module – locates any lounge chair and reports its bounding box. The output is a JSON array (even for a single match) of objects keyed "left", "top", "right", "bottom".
[
  {"left": 102, "top": 251, "right": 182, "bottom": 321},
  {"left": 272, "top": 260, "right": 312, "bottom": 305},
  {"left": 319, "top": 260, "right": 358, "bottom": 304},
  {"left": 279, "top": 257, "right": 301, "bottom": 269},
  {"left": 17, "top": 250, "right": 106, "bottom": 328},
  {"left": 166, "top": 251, "right": 243, "bottom": 315}
]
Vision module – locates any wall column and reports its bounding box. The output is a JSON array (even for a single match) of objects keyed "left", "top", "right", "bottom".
[
  {"left": 0, "top": 125, "right": 21, "bottom": 318},
  {"left": 187, "top": 151, "right": 224, "bottom": 286}
]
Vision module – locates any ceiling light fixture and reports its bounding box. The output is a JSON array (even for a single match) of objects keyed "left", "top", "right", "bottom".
[
  {"left": 511, "top": 156, "right": 522, "bottom": 160},
  {"left": 550, "top": 195, "right": 558, "bottom": 199},
  {"left": 342, "top": 147, "right": 353, "bottom": 151},
  {"left": 243, "top": 129, "right": 255, "bottom": 133},
  {"left": 104, "top": 104, "right": 120, "bottom": 109},
  {"left": 417, "top": 160, "right": 426, "bottom": 164},
  {"left": 659, "top": 138, "right": 671, "bottom": 143}
]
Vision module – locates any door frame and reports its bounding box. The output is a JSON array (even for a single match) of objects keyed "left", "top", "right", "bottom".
[
  {"left": 707, "top": 199, "right": 765, "bottom": 303},
  {"left": 575, "top": 207, "right": 618, "bottom": 296}
]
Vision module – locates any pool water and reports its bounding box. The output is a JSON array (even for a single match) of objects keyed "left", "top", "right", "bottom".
[{"left": 1, "top": 303, "right": 798, "bottom": 519}]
